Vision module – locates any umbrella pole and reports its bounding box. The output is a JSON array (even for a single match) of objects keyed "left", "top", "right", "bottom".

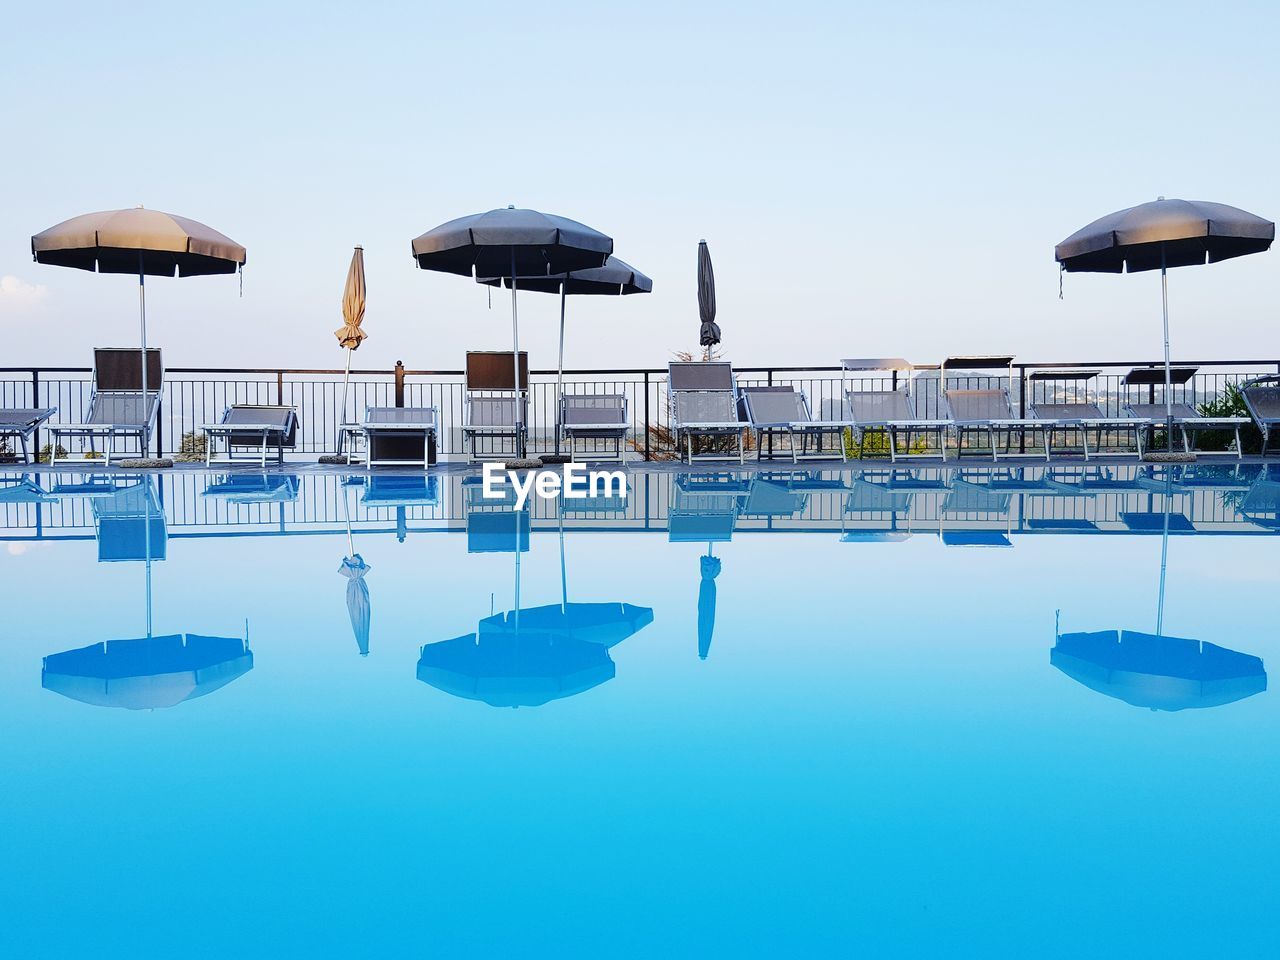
[
  {"left": 559, "top": 505, "right": 568, "bottom": 612},
  {"left": 338, "top": 347, "right": 353, "bottom": 452},
  {"left": 342, "top": 478, "right": 355, "bottom": 558},
  {"left": 144, "top": 481, "right": 153, "bottom": 639},
  {"left": 555, "top": 281, "right": 566, "bottom": 456},
  {"left": 138, "top": 253, "right": 149, "bottom": 458},
  {"left": 1157, "top": 472, "right": 1171, "bottom": 636},
  {"left": 509, "top": 248, "right": 524, "bottom": 458},
  {"left": 1160, "top": 249, "right": 1173, "bottom": 452}
]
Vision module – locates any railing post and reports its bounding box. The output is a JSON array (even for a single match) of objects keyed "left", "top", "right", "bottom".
[
  {"left": 31, "top": 369, "right": 40, "bottom": 461},
  {"left": 643, "top": 371, "right": 651, "bottom": 461},
  {"left": 276, "top": 370, "right": 284, "bottom": 406},
  {"left": 1017, "top": 364, "right": 1027, "bottom": 453},
  {"left": 394, "top": 361, "right": 405, "bottom": 408}
]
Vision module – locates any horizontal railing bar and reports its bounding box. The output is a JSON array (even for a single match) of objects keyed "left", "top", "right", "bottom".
[{"left": 4, "top": 358, "right": 1278, "bottom": 376}]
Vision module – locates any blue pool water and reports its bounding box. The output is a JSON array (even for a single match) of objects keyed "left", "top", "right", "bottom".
[{"left": 1, "top": 465, "right": 1278, "bottom": 957}]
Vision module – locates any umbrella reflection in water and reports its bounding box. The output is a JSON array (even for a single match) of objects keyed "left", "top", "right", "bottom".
[
  {"left": 42, "top": 477, "right": 253, "bottom": 709},
  {"left": 1051, "top": 474, "right": 1266, "bottom": 710},
  {"left": 417, "top": 494, "right": 652, "bottom": 707}
]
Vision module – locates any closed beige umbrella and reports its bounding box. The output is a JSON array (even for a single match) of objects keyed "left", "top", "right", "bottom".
[
  {"left": 32, "top": 207, "right": 246, "bottom": 456},
  {"left": 334, "top": 246, "right": 367, "bottom": 439}
]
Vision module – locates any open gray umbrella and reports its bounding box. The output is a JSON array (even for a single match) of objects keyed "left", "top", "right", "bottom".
[
  {"left": 697, "top": 240, "right": 719, "bottom": 359},
  {"left": 1055, "top": 198, "right": 1273, "bottom": 450},
  {"left": 32, "top": 207, "right": 247, "bottom": 456},
  {"left": 478, "top": 255, "right": 652, "bottom": 456},
  {"left": 412, "top": 207, "right": 613, "bottom": 457}
]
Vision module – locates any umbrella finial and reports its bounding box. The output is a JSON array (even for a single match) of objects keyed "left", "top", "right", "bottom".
[
  {"left": 1157, "top": 195, "right": 1165, "bottom": 201},
  {"left": 508, "top": 204, "right": 515, "bottom": 209}
]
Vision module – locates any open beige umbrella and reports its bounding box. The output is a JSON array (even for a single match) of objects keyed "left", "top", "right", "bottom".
[
  {"left": 31, "top": 207, "right": 246, "bottom": 456},
  {"left": 334, "top": 246, "right": 367, "bottom": 439}
]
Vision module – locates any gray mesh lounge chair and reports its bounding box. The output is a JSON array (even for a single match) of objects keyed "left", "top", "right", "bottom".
[
  {"left": 1123, "top": 366, "right": 1249, "bottom": 458},
  {"left": 942, "top": 355, "right": 1052, "bottom": 462},
  {"left": 560, "top": 394, "right": 629, "bottom": 462},
  {"left": 669, "top": 362, "right": 744, "bottom": 464},
  {"left": 1125, "top": 402, "right": 1247, "bottom": 458},
  {"left": 463, "top": 351, "right": 529, "bottom": 461},
  {"left": 0, "top": 407, "right": 56, "bottom": 463},
  {"left": 92, "top": 480, "right": 167, "bottom": 562},
  {"left": 49, "top": 348, "right": 162, "bottom": 465},
  {"left": 343, "top": 406, "right": 439, "bottom": 470},
  {"left": 1241, "top": 375, "right": 1280, "bottom": 456},
  {"left": 841, "top": 359, "right": 948, "bottom": 461},
  {"left": 202, "top": 473, "right": 300, "bottom": 503},
  {"left": 741, "top": 386, "right": 853, "bottom": 463},
  {"left": 1027, "top": 370, "right": 1147, "bottom": 459},
  {"left": 201, "top": 404, "right": 299, "bottom": 467}
]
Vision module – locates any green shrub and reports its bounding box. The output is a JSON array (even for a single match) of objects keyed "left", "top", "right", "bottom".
[{"left": 1197, "top": 384, "right": 1262, "bottom": 454}]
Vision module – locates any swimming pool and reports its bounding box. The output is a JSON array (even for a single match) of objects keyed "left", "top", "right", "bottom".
[{"left": 2, "top": 464, "right": 1277, "bottom": 957}]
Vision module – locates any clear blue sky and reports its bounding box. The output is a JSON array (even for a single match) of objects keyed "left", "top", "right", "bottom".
[{"left": 2, "top": 1, "right": 1277, "bottom": 371}]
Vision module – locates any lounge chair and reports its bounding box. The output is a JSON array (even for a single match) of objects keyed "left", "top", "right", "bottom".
[
  {"left": 942, "top": 355, "right": 1053, "bottom": 462},
  {"left": 841, "top": 359, "right": 949, "bottom": 461},
  {"left": 1124, "top": 366, "right": 1249, "bottom": 457},
  {"left": 48, "top": 348, "right": 162, "bottom": 465},
  {"left": 560, "top": 393, "right": 629, "bottom": 462},
  {"left": 462, "top": 474, "right": 529, "bottom": 552},
  {"left": 343, "top": 406, "right": 439, "bottom": 470},
  {"left": 740, "top": 385, "right": 853, "bottom": 463},
  {"left": 669, "top": 361, "right": 745, "bottom": 464},
  {"left": 1027, "top": 370, "right": 1147, "bottom": 459},
  {"left": 463, "top": 351, "right": 528, "bottom": 461},
  {"left": 202, "top": 404, "right": 299, "bottom": 467},
  {"left": 0, "top": 475, "right": 52, "bottom": 504},
  {"left": 1241, "top": 375, "right": 1280, "bottom": 456},
  {"left": 1238, "top": 465, "right": 1280, "bottom": 529},
  {"left": 0, "top": 407, "right": 56, "bottom": 463}
]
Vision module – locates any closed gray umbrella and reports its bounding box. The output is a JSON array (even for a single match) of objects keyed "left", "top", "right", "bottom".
[
  {"left": 32, "top": 207, "right": 247, "bottom": 457},
  {"left": 412, "top": 207, "right": 612, "bottom": 456},
  {"left": 478, "top": 256, "right": 652, "bottom": 456},
  {"left": 697, "top": 240, "right": 719, "bottom": 358},
  {"left": 1055, "top": 198, "right": 1273, "bottom": 450}
]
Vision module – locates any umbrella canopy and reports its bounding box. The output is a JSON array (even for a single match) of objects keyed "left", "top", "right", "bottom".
[
  {"left": 698, "top": 240, "right": 720, "bottom": 348},
  {"left": 1055, "top": 199, "right": 1274, "bottom": 274},
  {"left": 339, "top": 554, "right": 372, "bottom": 657},
  {"left": 697, "top": 554, "right": 721, "bottom": 660},
  {"left": 42, "top": 634, "right": 253, "bottom": 710},
  {"left": 1051, "top": 630, "right": 1266, "bottom": 711},
  {"left": 477, "top": 255, "right": 652, "bottom": 295},
  {"left": 32, "top": 207, "right": 246, "bottom": 276},
  {"left": 416, "top": 625, "right": 615, "bottom": 708},
  {"left": 411, "top": 206, "right": 612, "bottom": 277},
  {"left": 334, "top": 246, "right": 367, "bottom": 349}
]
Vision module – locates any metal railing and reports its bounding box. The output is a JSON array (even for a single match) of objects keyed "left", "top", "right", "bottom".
[{"left": 3, "top": 358, "right": 1278, "bottom": 461}]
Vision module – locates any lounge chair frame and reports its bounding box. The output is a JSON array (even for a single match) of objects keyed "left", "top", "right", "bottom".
[
  {"left": 1241, "top": 375, "right": 1280, "bottom": 457},
  {"left": 462, "top": 351, "right": 529, "bottom": 462},
  {"left": 741, "top": 385, "right": 852, "bottom": 463},
  {"left": 942, "top": 355, "right": 1050, "bottom": 462},
  {"left": 49, "top": 349, "right": 163, "bottom": 466},
  {"left": 202, "top": 404, "right": 299, "bottom": 467},
  {"left": 559, "top": 393, "right": 629, "bottom": 463},
  {"left": 841, "top": 359, "right": 948, "bottom": 461},
  {"left": 669, "top": 362, "right": 745, "bottom": 464},
  {"left": 1027, "top": 370, "right": 1147, "bottom": 460},
  {"left": 342, "top": 406, "right": 440, "bottom": 471},
  {"left": 1123, "top": 366, "right": 1248, "bottom": 458},
  {"left": 0, "top": 407, "right": 56, "bottom": 463}
]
